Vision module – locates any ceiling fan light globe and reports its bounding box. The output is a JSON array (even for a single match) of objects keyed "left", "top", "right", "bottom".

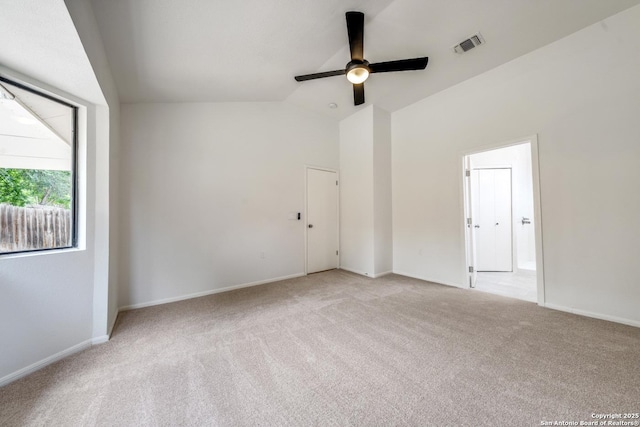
[{"left": 346, "top": 67, "right": 369, "bottom": 84}]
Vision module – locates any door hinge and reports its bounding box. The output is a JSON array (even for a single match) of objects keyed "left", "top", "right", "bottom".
[
  {"left": 469, "top": 266, "right": 474, "bottom": 273},
  {"left": 465, "top": 169, "right": 470, "bottom": 177},
  {"left": 336, "top": 250, "right": 339, "bottom": 255},
  {"left": 336, "top": 180, "right": 338, "bottom": 185}
]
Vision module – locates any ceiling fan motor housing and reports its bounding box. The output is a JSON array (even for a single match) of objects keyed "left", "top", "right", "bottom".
[
  {"left": 346, "top": 60, "right": 370, "bottom": 83},
  {"left": 347, "top": 59, "right": 369, "bottom": 70}
]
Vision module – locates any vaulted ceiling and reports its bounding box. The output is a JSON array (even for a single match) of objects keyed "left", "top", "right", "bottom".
[
  {"left": 91, "top": 0, "right": 640, "bottom": 119},
  {"left": 0, "top": 1, "right": 105, "bottom": 105}
]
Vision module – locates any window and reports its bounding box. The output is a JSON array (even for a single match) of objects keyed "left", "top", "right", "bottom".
[{"left": 0, "top": 77, "right": 77, "bottom": 254}]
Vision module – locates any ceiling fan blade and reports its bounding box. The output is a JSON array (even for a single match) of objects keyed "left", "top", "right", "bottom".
[
  {"left": 369, "top": 57, "right": 429, "bottom": 73},
  {"left": 294, "top": 69, "right": 346, "bottom": 82},
  {"left": 346, "top": 11, "right": 364, "bottom": 61},
  {"left": 353, "top": 83, "right": 365, "bottom": 105}
]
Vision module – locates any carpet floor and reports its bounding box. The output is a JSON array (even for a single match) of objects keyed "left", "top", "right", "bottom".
[{"left": 1, "top": 270, "right": 639, "bottom": 426}]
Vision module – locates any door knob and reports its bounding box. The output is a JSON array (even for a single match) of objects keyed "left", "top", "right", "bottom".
[
  {"left": 308, "top": 224, "right": 313, "bottom": 228},
  {"left": 474, "top": 225, "right": 480, "bottom": 228},
  {"left": 495, "top": 222, "right": 499, "bottom": 226}
]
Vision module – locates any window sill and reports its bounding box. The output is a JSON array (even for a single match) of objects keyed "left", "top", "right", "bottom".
[{"left": 0, "top": 246, "right": 84, "bottom": 260}]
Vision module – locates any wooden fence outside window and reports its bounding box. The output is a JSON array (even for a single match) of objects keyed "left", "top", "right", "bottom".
[{"left": 0, "top": 204, "right": 72, "bottom": 253}]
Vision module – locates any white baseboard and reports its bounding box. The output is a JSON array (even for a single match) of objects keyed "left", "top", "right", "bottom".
[
  {"left": 90, "top": 308, "right": 120, "bottom": 346},
  {"left": 1, "top": 274, "right": 306, "bottom": 387},
  {"left": 372, "top": 270, "right": 393, "bottom": 278},
  {"left": 543, "top": 303, "right": 640, "bottom": 328},
  {"left": 107, "top": 308, "right": 119, "bottom": 337},
  {"left": 91, "top": 335, "right": 109, "bottom": 345},
  {"left": 394, "top": 272, "right": 638, "bottom": 328},
  {"left": 119, "top": 272, "right": 306, "bottom": 311},
  {"left": 0, "top": 339, "right": 92, "bottom": 387},
  {"left": 392, "top": 270, "right": 464, "bottom": 289},
  {"left": 338, "top": 268, "right": 393, "bottom": 279},
  {"left": 339, "top": 267, "right": 373, "bottom": 278},
  {"left": 5, "top": 276, "right": 635, "bottom": 390}
]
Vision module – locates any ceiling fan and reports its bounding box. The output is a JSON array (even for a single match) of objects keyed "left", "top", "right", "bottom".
[{"left": 294, "top": 11, "right": 429, "bottom": 106}]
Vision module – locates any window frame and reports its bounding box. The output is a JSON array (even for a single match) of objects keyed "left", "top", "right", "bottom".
[{"left": 0, "top": 76, "right": 79, "bottom": 255}]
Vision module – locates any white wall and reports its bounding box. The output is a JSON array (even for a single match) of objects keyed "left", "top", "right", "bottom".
[
  {"left": 0, "top": 246, "right": 95, "bottom": 383},
  {"left": 339, "top": 107, "right": 375, "bottom": 276},
  {"left": 470, "top": 143, "right": 535, "bottom": 270},
  {"left": 0, "top": 73, "right": 98, "bottom": 385},
  {"left": 373, "top": 107, "right": 393, "bottom": 276},
  {"left": 392, "top": 5, "right": 640, "bottom": 325},
  {"left": 339, "top": 106, "right": 392, "bottom": 277},
  {"left": 65, "top": 0, "right": 122, "bottom": 340},
  {"left": 119, "top": 102, "right": 338, "bottom": 308},
  {"left": 0, "top": 0, "right": 119, "bottom": 385}
]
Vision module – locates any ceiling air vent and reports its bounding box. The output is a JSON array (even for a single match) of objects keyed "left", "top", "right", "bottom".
[{"left": 454, "top": 33, "right": 484, "bottom": 54}]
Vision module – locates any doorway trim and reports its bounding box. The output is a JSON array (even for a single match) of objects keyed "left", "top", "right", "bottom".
[
  {"left": 304, "top": 165, "right": 340, "bottom": 275},
  {"left": 460, "top": 135, "right": 545, "bottom": 305}
]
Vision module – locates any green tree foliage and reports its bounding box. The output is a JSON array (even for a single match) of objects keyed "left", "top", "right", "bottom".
[{"left": 0, "top": 168, "right": 72, "bottom": 209}]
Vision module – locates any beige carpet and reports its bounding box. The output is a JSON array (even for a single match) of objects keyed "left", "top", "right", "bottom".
[{"left": 1, "top": 270, "right": 639, "bottom": 426}]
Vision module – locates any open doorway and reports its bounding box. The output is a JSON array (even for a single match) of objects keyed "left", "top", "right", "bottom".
[{"left": 463, "top": 138, "right": 544, "bottom": 304}]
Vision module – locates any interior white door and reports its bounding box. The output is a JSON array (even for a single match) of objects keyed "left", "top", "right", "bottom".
[
  {"left": 473, "top": 168, "right": 512, "bottom": 272},
  {"left": 307, "top": 168, "right": 339, "bottom": 273}
]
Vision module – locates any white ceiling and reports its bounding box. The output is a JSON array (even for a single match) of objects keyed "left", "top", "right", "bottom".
[
  {"left": 91, "top": 0, "right": 640, "bottom": 119},
  {"left": 0, "top": 0, "right": 105, "bottom": 106}
]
